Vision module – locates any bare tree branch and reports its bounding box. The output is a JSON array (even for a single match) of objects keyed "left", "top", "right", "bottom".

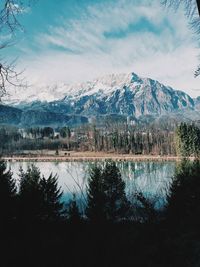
[
  {"left": 161, "top": 0, "right": 200, "bottom": 77},
  {"left": 161, "top": 0, "right": 200, "bottom": 35},
  {"left": 0, "top": 59, "right": 26, "bottom": 99},
  {"left": 196, "top": 0, "right": 200, "bottom": 15},
  {"left": 0, "top": 0, "right": 36, "bottom": 100}
]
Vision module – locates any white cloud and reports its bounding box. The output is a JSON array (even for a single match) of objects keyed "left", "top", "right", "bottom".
[{"left": 19, "top": 0, "right": 200, "bottom": 97}]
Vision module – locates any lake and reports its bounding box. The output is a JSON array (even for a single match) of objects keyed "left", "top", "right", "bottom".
[{"left": 7, "top": 161, "right": 176, "bottom": 206}]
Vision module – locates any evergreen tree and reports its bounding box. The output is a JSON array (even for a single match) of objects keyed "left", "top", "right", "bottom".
[
  {"left": 86, "top": 166, "right": 106, "bottom": 223},
  {"left": 102, "top": 161, "right": 130, "bottom": 222},
  {"left": 0, "top": 160, "right": 16, "bottom": 224},
  {"left": 176, "top": 123, "right": 200, "bottom": 157},
  {"left": 18, "top": 165, "right": 63, "bottom": 223},
  {"left": 166, "top": 159, "right": 200, "bottom": 226},
  {"left": 40, "top": 173, "right": 63, "bottom": 221},
  {"left": 86, "top": 162, "right": 130, "bottom": 223},
  {"left": 18, "top": 165, "right": 43, "bottom": 223}
]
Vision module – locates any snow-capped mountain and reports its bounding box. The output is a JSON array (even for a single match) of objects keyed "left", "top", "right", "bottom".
[
  {"left": 59, "top": 72, "right": 194, "bottom": 117},
  {"left": 3, "top": 83, "right": 69, "bottom": 105},
  {"left": 1, "top": 72, "right": 199, "bottom": 126}
]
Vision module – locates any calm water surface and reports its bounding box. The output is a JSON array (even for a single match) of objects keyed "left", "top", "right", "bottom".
[{"left": 7, "top": 161, "right": 176, "bottom": 204}]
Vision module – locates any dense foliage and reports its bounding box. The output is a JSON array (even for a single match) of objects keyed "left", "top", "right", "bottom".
[
  {"left": 1, "top": 159, "right": 200, "bottom": 266},
  {"left": 176, "top": 123, "right": 200, "bottom": 156},
  {"left": 167, "top": 159, "right": 200, "bottom": 226},
  {"left": 18, "top": 165, "right": 64, "bottom": 223},
  {"left": 86, "top": 162, "right": 130, "bottom": 222},
  {"left": 0, "top": 160, "right": 16, "bottom": 225}
]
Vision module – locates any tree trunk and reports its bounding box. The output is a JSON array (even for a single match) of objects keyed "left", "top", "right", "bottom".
[{"left": 196, "top": 0, "right": 200, "bottom": 16}]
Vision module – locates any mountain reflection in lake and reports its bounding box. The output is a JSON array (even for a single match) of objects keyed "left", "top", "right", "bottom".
[{"left": 7, "top": 161, "right": 176, "bottom": 205}]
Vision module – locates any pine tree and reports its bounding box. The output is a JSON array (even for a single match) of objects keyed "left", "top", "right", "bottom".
[
  {"left": 86, "top": 162, "right": 130, "bottom": 223},
  {"left": 18, "top": 165, "right": 63, "bottom": 223},
  {"left": 40, "top": 173, "right": 63, "bottom": 221},
  {"left": 18, "top": 165, "right": 43, "bottom": 223},
  {"left": 0, "top": 160, "right": 16, "bottom": 224},
  {"left": 86, "top": 165, "right": 106, "bottom": 223},
  {"left": 102, "top": 161, "right": 130, "bottom": 222}
]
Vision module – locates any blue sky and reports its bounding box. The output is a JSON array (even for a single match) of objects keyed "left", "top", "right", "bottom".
[{"left": 3, "top": 0, "right": 200, "bottom": 97}]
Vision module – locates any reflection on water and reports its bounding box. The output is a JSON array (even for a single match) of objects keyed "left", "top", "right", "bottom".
[{"left": 7, "top": 161, "right": 176, "bottom": 204}]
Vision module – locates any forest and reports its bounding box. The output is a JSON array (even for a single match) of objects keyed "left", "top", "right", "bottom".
[
  {"left": 0, "top": 122, "right": 200, "bottom": 157},
  {"left": 1, "top": 158, "right": 200, "bottom": 266}
]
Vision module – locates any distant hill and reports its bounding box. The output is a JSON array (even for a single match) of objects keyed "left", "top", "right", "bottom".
[
  {"left": 0, "top": 104, "right": 88, "bottom": 127},
  {"left": 0, "top": 105, "right": 22, "bottom": 125}
]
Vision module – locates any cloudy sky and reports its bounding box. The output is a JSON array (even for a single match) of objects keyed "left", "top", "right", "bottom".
[{"left": 4, "top": 0, "right": 200, "bottom": 97}]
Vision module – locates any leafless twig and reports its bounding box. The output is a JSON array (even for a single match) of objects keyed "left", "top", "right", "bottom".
[
  {"left": 161, "top": 0, "right": 200, "bottom": 77},
  {"left": 0, "top": 0, "right": 35, "bottom": 100}
]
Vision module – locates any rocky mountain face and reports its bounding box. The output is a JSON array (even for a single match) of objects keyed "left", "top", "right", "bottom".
[
  {"left": 59, "top": 72, "right": 195, "bottom": 117},
  {"left": 1, "top": 72, "right": 199, "bottom": 127}
]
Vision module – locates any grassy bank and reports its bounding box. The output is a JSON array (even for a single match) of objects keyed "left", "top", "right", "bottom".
[{"left": 2, "top": 151, "right": 195, "bottom": 162}]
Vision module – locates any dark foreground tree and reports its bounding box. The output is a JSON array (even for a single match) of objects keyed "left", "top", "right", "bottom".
[
  {"left": 86, "top": 162, "right": 130, "bottom": 223},
  {"left": 0, "top": 160, "right": 16, "bottom": 224},
  {"left": 18, "top": 165, "right": 43, "bottom": 223},
  {"left": 86, "top": 166, "right": 106, "bottom": 223},
  {"left": 18, "top": 165, "right": 63, "bottom": 223},
  {"left": 166, "top": 159, "right": 200, "bottom": 226},
  {"left": 102, "top": 162, "right": 130, "bottom": 222},
  {"left": 134, "top": 192, "right": 158, "bottom": 223},
  {"left": 67, "top": 194, "right": 81, "bottom": 224},
  {"left": 40, "top": 173, "right": 63, "bottom": 222}
]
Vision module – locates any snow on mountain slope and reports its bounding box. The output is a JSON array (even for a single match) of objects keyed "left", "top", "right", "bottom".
[
  {"left": 2, "top": 72, "right": 168, "bottom": 102},
  {"left": 65, "top": 73, "right": 141, "bottom": 98},
  {"left": 3, "top": 72, "right": 196, "bottom": 118},
  {"left": 3, "top": 83, "right": 68, "bottom": 105},
  {"left": 61, "top": 72, "right": 195, "bottom": 117}
]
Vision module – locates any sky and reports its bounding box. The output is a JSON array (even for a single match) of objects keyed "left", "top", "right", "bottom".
[{"left": 3, "top": 0, "right": 200, "bottom": 97}]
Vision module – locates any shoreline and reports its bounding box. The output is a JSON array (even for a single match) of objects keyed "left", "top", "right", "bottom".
[{"left": 1, "top": 152, "right": 195, "bottom": 162}]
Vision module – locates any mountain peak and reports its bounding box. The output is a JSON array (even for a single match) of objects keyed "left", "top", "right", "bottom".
[
  {"left": 130, "top": 72, "right": 140, "bottom": 80},
  {"left": 3, "top": 72, "right": 195, "bottom": 118},
  {"left": 2, "top": 71, "right": 199, "bottom": 126}
]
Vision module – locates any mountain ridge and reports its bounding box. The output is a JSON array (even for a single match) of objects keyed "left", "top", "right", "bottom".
[
  {"left": 1, "top": 72, "right": 200, "bottom": 126},
  {"left": 4, "top": 72, "right": 197, "bottom": 104}
]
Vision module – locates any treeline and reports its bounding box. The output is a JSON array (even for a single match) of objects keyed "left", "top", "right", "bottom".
[
  {"left": 0, "top": 125, "right": 71, "bottom": 153},
  {"left": 92, "top": 126, "right": 175, "bottom": 155},
  {"left": 1, "top": 122, "right": 200, "bottom": 156},
  {"left": 0, "top": 124, "right": 176, "bottom": 155},
  {"left": 1, "top": 159, "right": 200, "bottom": 266}
]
